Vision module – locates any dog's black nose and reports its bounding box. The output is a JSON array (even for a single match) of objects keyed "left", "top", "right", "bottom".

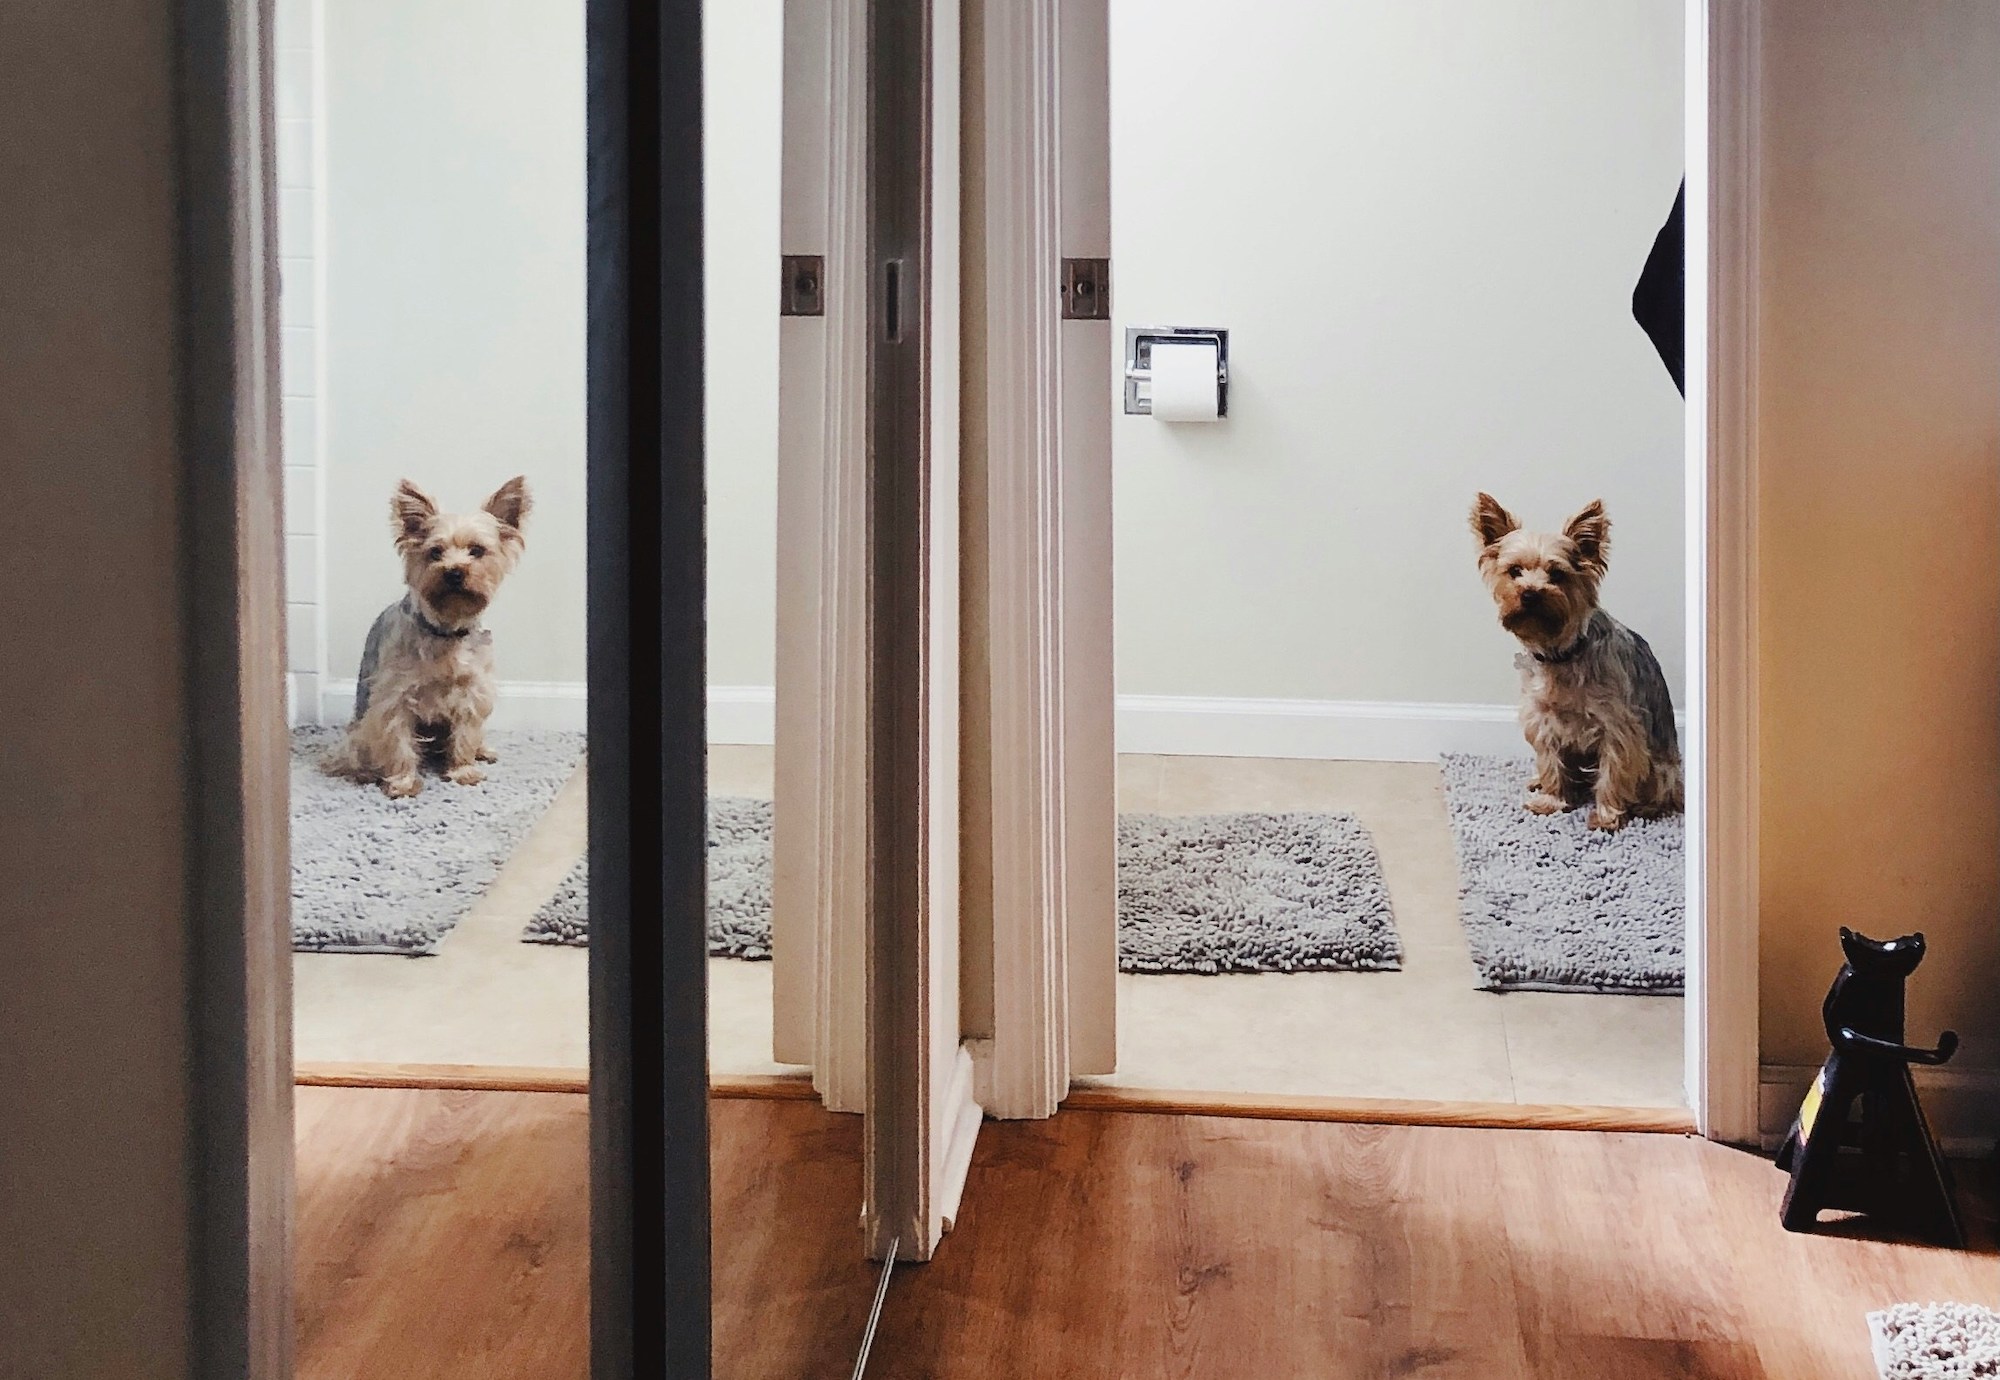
[{"left": 443, "top": 568, "right": 465, "bottom": 589}]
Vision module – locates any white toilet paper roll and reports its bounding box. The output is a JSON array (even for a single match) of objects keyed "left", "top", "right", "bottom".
[{"left": 1149, "top": 340, "right": 1220, "bottom": 421}]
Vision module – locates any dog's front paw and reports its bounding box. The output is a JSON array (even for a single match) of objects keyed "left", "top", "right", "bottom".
[
  {"left": 382, "top": 774, "right": 423, "bottom": 799},
  {"left": 1524, "top": 792, "right": 1564, "bottom": 816},
  {"left": 446, "top": 764, "right": 486, "bottom": 786},
  {"left": 1587, "top": 806, "right": 1626, "bottom": 832},
  {"left": 476, "top": 745, "right": 499, "bottom": 763}
]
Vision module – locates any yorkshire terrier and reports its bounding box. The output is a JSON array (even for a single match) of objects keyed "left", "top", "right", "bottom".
[
  {"left": 324, "top": 476, "right": 532, "bottom": 797},
  {"left": 1470, "top": 493, "right": 1681, "bottom": 831}
]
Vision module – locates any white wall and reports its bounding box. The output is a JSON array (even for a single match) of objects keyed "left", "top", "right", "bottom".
[
  {"left": 1109, "top": 0, "right": 1685, "bottom": 750},
  {"left": 705, "top": 0, "right": 785, "bottom": 697},
  {"left": 321, "top": 0, "right": 588, "bottom": 699},
  {"left": 309, "top": 0, "right": 781, "bottom": 732},
  {"left": 277, "top": 0, "right": 322, "bottom": 721}
]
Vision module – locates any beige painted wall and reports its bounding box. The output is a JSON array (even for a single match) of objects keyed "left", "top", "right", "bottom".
[
  {"left": 0, "top": 5, "right": 196, "bottom": 1374},
  {"left": 318, "top": 0, "right": 781, "bottom": 693},
  {"left": 1110, "top": 0, "right": 1686, "bottom": 707},
  {"left": 1757, "top": 0, "right": 2000, "bottom": 1073},
  {"left": 321, "top": 0, "right": 588, "bottom": 687}
]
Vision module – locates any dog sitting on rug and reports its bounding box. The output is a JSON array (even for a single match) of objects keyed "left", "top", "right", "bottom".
[
  {"left": 324, "top": 476, "right": 532, "bottom": 798},
  {"left": 1469, "top": 492, "right": 1681, "bottom": 832}
]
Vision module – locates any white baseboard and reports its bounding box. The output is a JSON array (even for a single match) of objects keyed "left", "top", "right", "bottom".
[
  {"left": 707, "top": 685, "right": 776, "bottom": 745},
  {"left": 319, "top": 679, "right": 776, "bottom": 743},
  {"left": 1115, "top": 694, "right": 1527, "bottom": 762},
  {"left": 322, "top": 678, "right": 587, "bottom": 732},
  {"left": 288, "top": 672, "right": 324, "bottom": 727},
  {"left": 1760, "top": 1061, "right": 2000, "bottom": 1158}
]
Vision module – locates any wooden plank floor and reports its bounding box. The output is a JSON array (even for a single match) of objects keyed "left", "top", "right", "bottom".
[{"left": 296, "top": 1087, "right": 1997, "bottom": 1379}]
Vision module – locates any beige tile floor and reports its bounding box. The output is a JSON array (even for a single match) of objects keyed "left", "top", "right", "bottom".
[{"left": 294, "top": 747, "right": 1684, "bottom": 1107}]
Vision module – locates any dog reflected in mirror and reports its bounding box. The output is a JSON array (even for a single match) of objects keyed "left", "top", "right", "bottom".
[{"left": 324, "top": 476, "right": 532, "bottom": 798}]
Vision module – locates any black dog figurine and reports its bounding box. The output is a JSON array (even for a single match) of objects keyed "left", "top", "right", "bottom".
[{"left": 1775, "top": 928, "right": 1963, "bottom": 1246}]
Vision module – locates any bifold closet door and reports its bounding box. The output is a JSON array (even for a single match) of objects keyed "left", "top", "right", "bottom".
[{"left": 862, "top": 0, "right": 982, "bottom": 1263}]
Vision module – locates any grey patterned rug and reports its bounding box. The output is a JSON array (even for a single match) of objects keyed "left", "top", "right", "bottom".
[
  {"left": 523, "top": 797, "right": 774, "bottom": 958},
  {"left": 1869, "top": 1303, "right": 2000, "bottom": 1379},
  {"left": 526, "top": 807, "right": 1401, "bottom": 974},
  {"left": 1440, "top": 752, "right": 1683, "bottom": 993},
  {"left": 290, "top": 727, "right": 584, "bottom": 955},
  {"left": 1115, "top": 811, "right": 1400, "bottom": 973}
]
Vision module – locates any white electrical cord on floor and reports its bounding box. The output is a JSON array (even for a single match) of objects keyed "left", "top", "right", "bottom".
[{"left": 850, "top": 1237, "right": 899, "bottom": 1380}]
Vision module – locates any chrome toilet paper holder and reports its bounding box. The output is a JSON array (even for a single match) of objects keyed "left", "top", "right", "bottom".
[{"left": 1123, "top": 326, "right": 1229, "bottom": 417}]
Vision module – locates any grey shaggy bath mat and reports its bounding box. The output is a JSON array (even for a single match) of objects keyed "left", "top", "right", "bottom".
[
  {"left": 521, "top": 797, "right": 774, "bottom": 958},
  {"left": 526, "top": 806, "right": 1401, "bottom": 975},
  {"left": 1440, "top": 752, "right": 1683, "bottom": 993},
  {"left": 1869, "top": 1303, "right": 2000, "bottom": 1379},
  {"left": 290, "top": 726, "right": 584, "bottom": 954}
]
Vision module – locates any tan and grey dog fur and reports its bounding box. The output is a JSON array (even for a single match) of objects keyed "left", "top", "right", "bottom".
[
  {"left": 324, "top": 476, "right": 532, "bottom": 797},
  {"left": 1471, "top": 492, "right": 1682, "bottom": 832}
]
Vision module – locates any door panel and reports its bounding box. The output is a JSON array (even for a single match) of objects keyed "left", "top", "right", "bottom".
[{"left": 863, "top": 0, "right": 981, "bottom": 1263}]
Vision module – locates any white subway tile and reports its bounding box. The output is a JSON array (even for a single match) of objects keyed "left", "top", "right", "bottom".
[
  {"left": 280, "top": 189, "right": 314, "bottom": 259},
  {"left": 280, "top": 257, "right": 315, "bottom": 328},
  {"left": 281, "top": 395, "right": 316, "bottom": 467},
  {"left": 280, "top": 326, "right": 316, "bottom": 399},
  {"left": 276, "top": 0, "right": 313, "bottom": 48},
  {"left": 276, "top": 44, "right": 313, "bottom": 121},
  {"left": 286, "top": 536, "right": 317, "bottom": 598},
  {"left": 284, "top": 465, "right": 318, "bottom": 536},
  {"left": 278, "top": 119, "right": 312, "bottom": 188},
  {"left": 286, "top": 603, "right": 320, "bottom": 672}
]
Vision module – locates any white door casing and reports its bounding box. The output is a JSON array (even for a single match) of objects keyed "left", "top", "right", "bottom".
[
  {"left": 773, "top": 0, "right": 869, "bottom": 1109},
  {"left": 861, "top": 0, "right": 982, "bottom": 1263},
  {"left": 1685, "top": 0, "right": 1762, "bottom": 1147},
  {"left": 970, "top": 0, "right": 1126, "bottom": 1120},
  {"left": 1056, "top": 0, "right": 1117, "bottom": 1079},
  {"left": 986, "top": 0, "right": 1761, "bottom": 1137}
]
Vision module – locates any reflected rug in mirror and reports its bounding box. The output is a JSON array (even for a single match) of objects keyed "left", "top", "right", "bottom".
[
  {"left": 290, "top": 727, "right": 584, "bottom": 955},
  {"left": 526, "top": 807, "right": 1402, "bottom": 975}
]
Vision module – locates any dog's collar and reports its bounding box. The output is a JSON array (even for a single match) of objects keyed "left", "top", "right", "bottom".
[
  {"left": 407, "top": 597, "right": 474, "bottom": 641},
  {"left": 1532, "top": 628, "right": 1594, "bottom": 665}
]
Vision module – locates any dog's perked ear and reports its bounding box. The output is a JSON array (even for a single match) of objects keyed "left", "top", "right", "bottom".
[
  {"left": 391, "top": 479, "right": 439, "bottom": 551},
  {"left": 482, "top": 475, "right": 533, "bottom": 535},
  {"left": 1470, "top": 492, "right": 1520, "bottom": 550},
  {"left": 1562, "top": 499, "right": 1611, "bottom": 574}
]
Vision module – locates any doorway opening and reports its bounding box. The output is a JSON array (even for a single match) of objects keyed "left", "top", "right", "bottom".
[{"left": 1076, "top": 1, "right": 1706, "bottom": 1114}]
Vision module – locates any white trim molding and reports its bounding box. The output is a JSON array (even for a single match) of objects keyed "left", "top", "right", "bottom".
[
  {"left": 975, "top": 0, "right": 1071, "bottom": 1121},
  {"left": 770, "top": 0, "right": 869, "bottom": 1110},
  {"left": 322, "top": 679, "right": 773, "bottom": 742},
  {"left": 1686, "top": 0, "right": 1762, "bottom": 1148},
  {"left": 1760, "top": 1063, "right": 2000, "bottom": 1160},
  {"left": 321, "top": 677, "right": 587, "bottom": 731},
  {"left": 1055, "top": 0, "right": 1117, "bottom": 1080},
  {"left": 707, "top": 685, "right": 776, "bottom": 745},
  {"left": 1116, "top": 694, "right": 1532, "bottom": 762}
]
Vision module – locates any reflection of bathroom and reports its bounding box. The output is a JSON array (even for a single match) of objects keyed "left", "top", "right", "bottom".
[
  {"left": 1082, "top": 0, "right": 1688, "bottom": 1109},
  {"left": 283, "top": 0, "right": 791, "bottom": 1076}
]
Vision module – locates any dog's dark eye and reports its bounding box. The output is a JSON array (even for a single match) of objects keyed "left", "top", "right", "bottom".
[
  {"left": 427, "top": 544, "right": 445, "bottom": 561},
  {"left": 469, "top": 544, "right": 486, "bottom": 559},
  {"left": 1506, "top": 564, "right": 1523, "bottom": 579},
  {"left": 1548, "top": 567, "right": 1566, "bottom": 583}
]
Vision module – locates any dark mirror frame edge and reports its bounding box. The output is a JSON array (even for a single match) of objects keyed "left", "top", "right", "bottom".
[{"left": 586, "top": 0, "right": 712, "bottom": 1376}]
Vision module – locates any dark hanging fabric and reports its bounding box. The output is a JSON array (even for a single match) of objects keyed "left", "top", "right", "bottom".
[{"left": 1631, "top": 180, "right": 1685, "bottom": 397}]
